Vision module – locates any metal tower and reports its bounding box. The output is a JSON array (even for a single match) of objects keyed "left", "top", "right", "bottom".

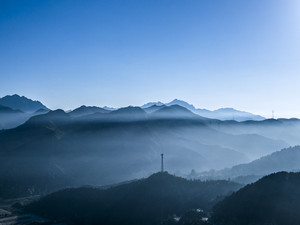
[{"left": 161, "top": 153, "right": 164, "bottom": 172}]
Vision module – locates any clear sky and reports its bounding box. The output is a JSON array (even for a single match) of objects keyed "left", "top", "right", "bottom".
[{"left": 1, "top": 0, "right": 300, "bottom": 118}]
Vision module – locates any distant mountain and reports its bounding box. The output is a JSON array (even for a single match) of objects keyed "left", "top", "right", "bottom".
[
  {"left": 0, "top": 105, "right": 23, "bottom": 114},
  {"left": 212, "top": 108, "right": 265, "bottom": 121},
  {"left": 0, "top": 105, "right": 26, "bottom": 129},
  {"left": 172, "top": 101, "right": 265, "bottom": 121},
  {"left": 142, "top": 99, "right": 265, "bottom": 121},
  {"left": 108, "top": 106, "right": 147, "bottom": 120},
  {"left": 196, "top": 146, "right": 300, "bottom": 183},
  {"left": 110, "top": 106, "right": 146, "bottom": 115},
  {"left": 69, "top": 105, "right": 110, "bottom": 117},
  {"left": 0, "top": 94, "right": 49, "bottom": 113},
  {"left": 143, "top": 104, "right": 165, "bottom": 113},
  {"left": 33, "top": 108, "right": 50, "bottom": 114},
  {"left": 26, "top": 172, "right": 241, "bottom": 225},
  {"left": 0, "top": 103, "right": 51, "bottom": 130},
  {"left": 166, "top": 99, "right": 197, "bottom": 111},
  {"left": 141, "top": 101, "right": 164, "bottom": 108},
  {"left": 151, "top": 105, "right": 200, "bottom": 119},
  {"left": 209, "top": 118, "right": 300, "bottom": 146},
  {"left": 212, "top": 172, "right": 300, "bottom": 225},
  {"left": 27, "top": 109, "right": 70, "bottom": 125},
  {"left": 103, "top": 106, "right": 117, "bottom": 111}
]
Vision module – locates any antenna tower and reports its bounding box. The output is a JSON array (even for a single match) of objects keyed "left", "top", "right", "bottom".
[{"left": 161, "top": 154, "right": 164, "bottom": 172}]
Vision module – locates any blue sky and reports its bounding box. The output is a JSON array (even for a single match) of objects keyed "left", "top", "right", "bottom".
[{"left": 1, "top": 0, "right": 300, "bottom": 117}]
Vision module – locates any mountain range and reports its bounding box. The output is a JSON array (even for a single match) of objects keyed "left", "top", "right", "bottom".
[
  {"left": 0, "top": 106, "right": 289, "bottom": 199},
  {"left": 142, "top": 99, "right": 265, "bottom": 121},
  {"left": 73, "top": 98, "right": 265, "bottom": 122},
  {"left": 0, "top": 94, "right": 267, "bottom": 131},
  {"left": 1, "top": 94, "right": 299, "bottom": 200}
]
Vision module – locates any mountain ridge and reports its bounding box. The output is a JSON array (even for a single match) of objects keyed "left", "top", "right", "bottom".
[
  {"left": 69, "top": 105, "right": 111, "bottom": 118},
  {"left": 195, "top": 146, "right": 300, "bottom": 183},
  {"left": 0, "top": 94, "right": 49, "bottom": 113},
  {"left": 141, "top": 99, "right": 265, "bottom": 121}
]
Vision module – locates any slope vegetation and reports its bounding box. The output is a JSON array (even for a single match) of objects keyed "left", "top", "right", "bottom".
[
  {"left": 213, "top": 172, "right": 300, "bottom": 225},
  {"left": 26, "top": 172, "right": 241, "bottom": 225}
]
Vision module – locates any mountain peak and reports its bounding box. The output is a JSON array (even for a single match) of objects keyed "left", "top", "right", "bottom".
[
  {"left": 26, "top": 109, "right": 70, "bottom": 125},
  {"left": 141, "top": 99, "right": 265, "bottom": 121},
  {"left": 111, "top": 106, "right": 145, "bottom": 114},
  {"left": 166, "top": 99, "right": 196, "bottom": 111},
  {"left": 216, "top": 107, "right": 235, "bottom": 111},
  {"left": 0, "top": 94, "right": 49, "bottom": 113},
  {"left": 38, "top": 109, "right": 68, "bottom": 119},
  {"left": 143, "top": 104, "right": 165, "bottom": 113},
  {"left": 103, "top": 106, "right": 116, "bottom": 111},
  {"left": 107, "top": 106, "right": 147, "bottom": 121},
  {"left": 151, "top": 104, "right": 199, "bottom": 119},
  {"left": 69, "top": 105, "right": 110, "bottom": 118},
  {"left": 141, "top": 101, "right": 164, "bottom": 108},
  {"left": 213, "top": 108, "right": 265, "bottom": 121}
]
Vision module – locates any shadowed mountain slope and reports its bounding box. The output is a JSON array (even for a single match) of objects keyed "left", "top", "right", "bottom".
[
  {"left": 151, "top": 105, "right": 201, "bottom": 119},
  {"left": 143, "top": 104, "right": 166, "bottom": 113},
  {"left": 69, "top": 105, "right": 110, "bottom": 117},
  {"left": 0, "top": 94, "right": 49, "bottom": 112},
  {"left": 26, "top": 172, "right": 241, "bottom": 225},
  {"left": 209, "top": 118, "right": 300, "bottom": 146},
  {"left": 213, "top": 172, "right": 300, "bottom": 225},
  {"left": 196, "top": 146, "right": 300, "bottom": 183}
]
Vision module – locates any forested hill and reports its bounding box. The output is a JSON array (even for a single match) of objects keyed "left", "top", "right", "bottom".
[
  {"left": 212, "top": 172, "right": 300, "bottom": 225},
  {"left": 26, "top": 172, "right": 241, "bottom": 225}
]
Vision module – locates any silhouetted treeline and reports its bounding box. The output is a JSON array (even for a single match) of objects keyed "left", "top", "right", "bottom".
[{"left": 26, "top": 173, "right": 241, "bottom": 225}]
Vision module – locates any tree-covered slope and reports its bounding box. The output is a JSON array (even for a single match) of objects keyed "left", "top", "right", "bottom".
[
  {"left": 26, "top": 172, "right": 241, "bottom": 225},
  {"left": 213, "top": 172, "right": 300, "bottom": 225}
]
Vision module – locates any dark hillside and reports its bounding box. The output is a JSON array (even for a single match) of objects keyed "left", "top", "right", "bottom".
[
  {"left": 26, "top": 172, "right": 241, "bottom": 225},
  {"left": 213, "top": 172, "right": 300, "bottom": 225}
]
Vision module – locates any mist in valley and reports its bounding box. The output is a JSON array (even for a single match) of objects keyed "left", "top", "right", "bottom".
[
  {"left": 1, "top": 98, "right": 300, "bottom": 225},
  {"left": 0, "top": 98, "right": 297, "bottom": 200},
  {"left": 2, "top": 0, "right": 300, "bottom": 224}
]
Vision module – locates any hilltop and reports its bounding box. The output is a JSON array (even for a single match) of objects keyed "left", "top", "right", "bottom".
[{"left": 26, "top": 172, "right": 241, "bottom": 225}]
